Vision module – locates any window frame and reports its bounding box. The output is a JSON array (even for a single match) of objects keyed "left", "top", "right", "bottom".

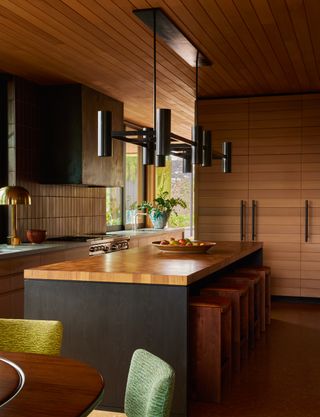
[{"left": 105, "top": 121, "right": 146, "bottom": 231}]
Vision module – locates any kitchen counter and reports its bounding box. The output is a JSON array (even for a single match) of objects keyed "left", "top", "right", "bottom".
[
  {"left": 0, "top": 241, "right": 89, "bottom": 259},
  {"left": 24, "top": 241, "right": 263, "bottom": 416},
  {"left": 105, "top": 227, "right": 185, "bottom": 238},
  {"left": 24, "top": 241, "right": 262, "bottom": 286},
  {"left": 0, "top": 228, "right": 184, "bottom": 259}
]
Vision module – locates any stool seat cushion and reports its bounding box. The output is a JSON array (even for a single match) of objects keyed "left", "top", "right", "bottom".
[
  {"left": 190, "top": 295, "right": 231, "bottom": 312},
  {"left": 205, "top": 281, "right": 249, "bottom": 295}
]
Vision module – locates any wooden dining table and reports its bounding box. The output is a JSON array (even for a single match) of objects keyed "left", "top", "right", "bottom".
[{"left": 0, "top": 350, "right": 104, "bottom": 416}]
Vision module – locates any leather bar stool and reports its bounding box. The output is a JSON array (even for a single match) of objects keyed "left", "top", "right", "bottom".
[
  {"left": 235, "top": 266, "right": 271, "bottom": 330},
  {"left": 220, "top": 273, "right": 261, "bottom": 349},
  {"left": 189, "top": 295, "right": 232, "bottom": 403},
  {"left": 201, "top": 281, "right": 249, "bottom": 372}
]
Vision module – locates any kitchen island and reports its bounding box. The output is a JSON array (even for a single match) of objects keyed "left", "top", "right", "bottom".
[{"left": 24, "top": 241, "right": 262, "bottom": 416}]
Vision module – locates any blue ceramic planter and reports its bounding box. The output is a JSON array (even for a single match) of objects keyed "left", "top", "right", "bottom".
[{"left": 149, "top": 210, "right": 170, "bottom": 229}]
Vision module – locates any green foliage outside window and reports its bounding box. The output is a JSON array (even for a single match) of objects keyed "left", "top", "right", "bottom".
[
  {"left": 155, "top": 157, "right": 191, "bottom": 228},
  {"left": 106, "top": 188, "right": 122, "bottom": 226}
]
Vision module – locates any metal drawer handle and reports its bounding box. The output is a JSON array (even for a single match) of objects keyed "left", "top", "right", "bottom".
[
  {"left": 252, "top": 200, "right": 256, "bottom": 241},
  {"left": 240, "top": 200, "right": 245, "bottom": 241},
  {"left": 305, "top": 200, "right": 309, "bottom": 242}
]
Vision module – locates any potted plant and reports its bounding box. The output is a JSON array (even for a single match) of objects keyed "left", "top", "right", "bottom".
[{"left": 137, "top": 191, "right": 187, "bottom": 229}]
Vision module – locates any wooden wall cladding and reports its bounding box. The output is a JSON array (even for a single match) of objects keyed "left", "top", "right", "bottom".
[
  {"left": 14, "top": 77, "right": 107, "bottom": 239},
  {"left": 0, "top": 1, "right": 320, "bottom": 139},
  {"left": 82, "top": 85, "right": 123, "bottom": 187},
  {"left": 197, "top": 94, "right": 320, "bottom": 298}
]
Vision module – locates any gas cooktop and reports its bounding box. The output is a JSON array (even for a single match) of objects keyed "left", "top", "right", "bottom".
[{"left": 47, "top": 234, "right": 129, "bottom": 242}]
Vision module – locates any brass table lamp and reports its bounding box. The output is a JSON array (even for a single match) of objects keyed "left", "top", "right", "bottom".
[{"left": 0, "top": 186, "right": 31, "bottom": 245}]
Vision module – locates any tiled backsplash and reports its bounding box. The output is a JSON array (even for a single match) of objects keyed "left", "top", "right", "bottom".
[
  {"left": 17, "top": 183, "right": 106, "bottom": 239},
  {"left": 12, "top": 77, "right": 107, "bottom": 239}
]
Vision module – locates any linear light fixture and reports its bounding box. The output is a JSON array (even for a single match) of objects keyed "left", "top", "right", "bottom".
[{"left": 98, "top": 8, "right": 232, "bottom": 175}]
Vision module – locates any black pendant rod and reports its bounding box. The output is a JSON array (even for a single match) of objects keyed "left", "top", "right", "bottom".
[
  {"left": 195, "top": 50, "right": 199, "bottom": 126},
  {"left": 153, "top": 9, "right": 157, "bottom": 132},
  {"left": 112, "top": 130, "right": 154, "bottom": 138},
  {"left": 112, "top": 136, "right": 147, "bottom": 147},
  {"left": 170, "top": 132, "right": 194, "bottom": 145}
]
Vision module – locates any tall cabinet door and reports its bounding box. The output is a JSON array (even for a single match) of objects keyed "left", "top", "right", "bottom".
[
  {"left": 197, "top": 99, "right": 249, "bottom": 242},
  {"left": 248, "top": 96, "right": 302, "bottom": 296},
  {"left": 300, "top": 95, "right": 320, "bottom": 297}
]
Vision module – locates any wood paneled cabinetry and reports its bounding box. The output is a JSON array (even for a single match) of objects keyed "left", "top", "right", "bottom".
[
  {"left": 300, "top": 96, "right": 320, "bottom": 297},
  {"left": 196, "top": 99, "right": 249, "bottom": 242},
  {"left": 247, "top": 96, "right": 302, "bottom": 296},
  {"left": 197, "top": 94, "right": 320, "bottom": 297},
  {"left": 0, "top": 245, "right": 89, "bottom": 318},
  {"left": 41, "top": 84, "right": 124, "bottom": 187}
]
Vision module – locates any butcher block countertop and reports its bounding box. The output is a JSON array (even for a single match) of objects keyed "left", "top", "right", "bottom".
[{"left": 24, "top": 241, "right": 262, "bottom": 286}]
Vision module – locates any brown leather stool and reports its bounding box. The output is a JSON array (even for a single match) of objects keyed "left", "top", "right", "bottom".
[
  {"left": 220, "top": 274, "right": 261, "bottom": 349},
  {"left": 201, "top": 281, "right": 249, "bottom": 372},
  {"left": 189, "top": 295, "right": 232, "bottom": 403},
  {"left": 235, "top": 266, "right": 271, "bottom": 329}
]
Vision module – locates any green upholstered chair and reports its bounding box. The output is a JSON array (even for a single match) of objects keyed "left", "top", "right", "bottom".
[
  {"left": 0, "top": 318, "right": 63, "bottom": 356},
  {"left": 90, "top": 349, "right": 175, "bottom": 417}
]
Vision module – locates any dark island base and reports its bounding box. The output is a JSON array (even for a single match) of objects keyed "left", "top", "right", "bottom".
[
  {"left": 25, "top": 247, "right": 262, "bottom": 416},
  {"left": 25, "top": 281, "right": 188, "bottom": 416}
]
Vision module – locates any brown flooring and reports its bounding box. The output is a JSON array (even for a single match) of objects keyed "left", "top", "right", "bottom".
[{"left": 189, "top": 300, "right": 320, "bottom": 417}]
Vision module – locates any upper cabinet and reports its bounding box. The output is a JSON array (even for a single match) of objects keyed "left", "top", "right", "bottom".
[{"left": 41, "top": 84, "right": 124, "bottom": 187}]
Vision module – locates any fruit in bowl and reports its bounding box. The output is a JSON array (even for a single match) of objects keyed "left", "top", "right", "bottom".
[
  {"left": 26, "top": 229, "right": 47, "bottom": 244},
  {"left": 153, "top": 238, "right": 216, "bottom": 253}
]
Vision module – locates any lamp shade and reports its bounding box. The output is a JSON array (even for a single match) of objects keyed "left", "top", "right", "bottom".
[
  {"left": 98, "top": 110, "right": 113, "bottom": 157},
  {"left": 0, "top": 186, "right": 31, "bottom": 205}
]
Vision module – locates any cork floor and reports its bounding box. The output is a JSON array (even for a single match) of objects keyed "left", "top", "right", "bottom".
[{"left": 189, "top": 300, "right": 320, "bottom": 417}]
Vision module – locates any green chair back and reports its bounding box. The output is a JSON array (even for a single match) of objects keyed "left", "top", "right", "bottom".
[
  {"left": 0, "top": 318, "right": 63, "bottom": 355},
  {"left": 124, "top": 349, "right": 175, "bottom": 417}
]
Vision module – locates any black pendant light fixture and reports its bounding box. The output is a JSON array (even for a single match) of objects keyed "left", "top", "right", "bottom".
[{"left": 98, "top": 8, "right": 232, "bottom": 175}]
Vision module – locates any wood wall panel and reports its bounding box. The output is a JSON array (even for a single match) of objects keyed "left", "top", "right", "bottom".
[
  {"left": 250, "top": 97, "right": 301, "bottom": 296},
  {"left": 300, "top": 95, "right": 320, "bottom": 295},
  {"left": 197, "top": 94, "right": 320, "bottom": 297},
  {"left": 196, "top": 99, "right": 248, "bottom": 242},
  {"left": 0, "top": 2, "right": 320, "bottom": 138}
]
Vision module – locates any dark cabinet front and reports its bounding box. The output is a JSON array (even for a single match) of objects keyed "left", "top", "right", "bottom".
[{"left": 41, "top": 84, "right": 124, "bottom": 187}]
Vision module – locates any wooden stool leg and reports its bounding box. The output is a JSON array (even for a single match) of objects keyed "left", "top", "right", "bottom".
[
  {"left": 222, "top": 305, "right": 232, "bottom": 384},
  {"left": 235, "top": 266, "right": 271, "bottom": 330},
  {"left": 189, "top": 296, "right": 232, "bottom": 403},
  {"left": 254, "top": 281, "right": 261, "bottom": 338},
  {"left": 265, "top": 269, "right": 271, "bottom": 325},
  {"left": 205, "top": 291, "right": 241, "bottom": 372},
  {"left": 240, "top": 291, "right": 249, "bottom": 362},
  {"left": 189, "top": 304, "right": 222, "bottom": 402}
]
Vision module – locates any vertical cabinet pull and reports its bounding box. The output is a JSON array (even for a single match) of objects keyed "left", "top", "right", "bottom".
[
  {"left": 305, "top": 200, "right": 309, "bottom": 242},
  {"left": 240, "top": 200, "right": 245, "bottom": 241},
  {"left": 252, "top": 200, "right": 256, "bottom": 241}
]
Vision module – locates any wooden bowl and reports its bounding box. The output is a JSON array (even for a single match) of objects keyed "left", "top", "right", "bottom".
[
  {"left": 152, "top": 241, "right": 216, "bottom": 254},
  {"left": 26, "top": 229, "right": 47, "bottom": 244}
]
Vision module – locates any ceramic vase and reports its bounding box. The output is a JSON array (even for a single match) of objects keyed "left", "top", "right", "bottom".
[{"left": 149, "top": 210, "right": 170, "bottom": 229}]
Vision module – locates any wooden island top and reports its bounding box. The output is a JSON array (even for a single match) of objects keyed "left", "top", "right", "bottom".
[{"left": 24, "top": 241, "right": 262, "bottom": 286}]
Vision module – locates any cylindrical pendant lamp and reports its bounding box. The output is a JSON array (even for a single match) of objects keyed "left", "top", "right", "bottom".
[
  {"left": 191, "top": 125, "right": 203, "bottom": 165},
  {"left": 98, "top": 110, "right": 113, "bottom": 157},
  {"left": 202, "top": 130, "right": 212, "bottom": 167},
  {"left": 142, "top": 128, "right": 155, "bottom": 165},
  {"left": 155, "top": 108, "right": 171, "bottom": 167},
  {"left": 222, "top": 142, "right": 232, "bottom": 173},
  {"left": 182, "top": 151, "right": 192, "bottom": 173}
]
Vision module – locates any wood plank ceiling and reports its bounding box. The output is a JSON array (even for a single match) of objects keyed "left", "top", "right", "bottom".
[{"left": 0, "top": 0, "right": 319, "bottom": 138}]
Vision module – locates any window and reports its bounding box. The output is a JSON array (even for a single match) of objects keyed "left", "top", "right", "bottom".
[
  {"left": 156, "top": 155, "right": 193, "bottom": 234},
  {"left": 106, "top": 123, "right": 145, "bottom": 231},
  {"left": 125, "top": 142, "right": 141, "bottom": 226},
  {"left": 106, "top": 187, "right": 122, "bottom": 230}
]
